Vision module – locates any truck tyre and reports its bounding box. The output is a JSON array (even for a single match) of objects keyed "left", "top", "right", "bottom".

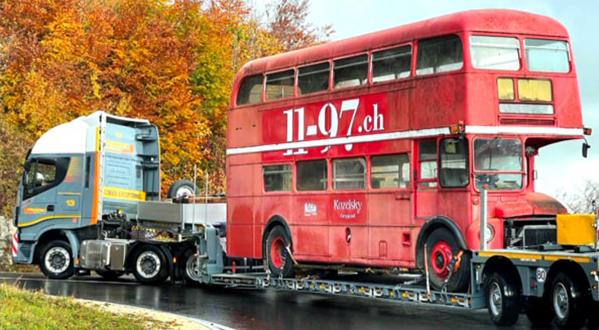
[
  {"left": 425, "top": 228, "right": 470, "bottom": 292},
  {"left": 39, "top": 240, "right": 74, "bottom": 280},
  {"left": 131, "top": 245, "right": 169, "bottom": 284},
  {"left": 167, "top": 179, "right": 197, "bottom": 198},
  {"left": 588, "top": 302, "right": 599, "bottom": 329},
  {"left": 486, "top": 271, "right": 521, "bottom": 326},
  {"left": 526, "top": 297, "right": 553, "bottom": 327},
  {"left": 95, "top": 269, "right": 125, "bottom": 281},
  {"left": 265, "top": 226, "right": 294, "bottom": 278},
  {"left": 181, "top": 248, "right": 202, "bottom": 287},
  {"left": 551, "top": 272, "right": 587, "bottom": 330}
]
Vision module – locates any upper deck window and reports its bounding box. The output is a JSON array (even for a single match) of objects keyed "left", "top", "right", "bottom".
[
  {"left": 236, "top": 74, "right": 263, "bottom": 105},
  {"left": 266, "top": 69, "right": 295, "bottom": 100},
  {"left": 372, "top": 45, "right": 411, "bottom": 82},
  {"left": 470, "top": 36, "right": 520, "bottom": 70},
  {"left": 334, "top": 54, "right": 368, "bottom": 89},
  {"left": 416, "top": 35, "right": 463, "bottom": 75},
  {"left": 524, "top": 39, "right": 569, "bottom": 73},
  {"left": 298, "top": 62, "right": 330, "bottom": 95}
]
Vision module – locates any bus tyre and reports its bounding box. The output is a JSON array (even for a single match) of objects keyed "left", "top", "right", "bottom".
[
  {"left": 167, "top": 179, "right": 197, "bottom": 199},
  {"left": 39, "top": 240, "right": 74, "bottom": 280},
  {"left": 95, "top": 269, "right": 125, "bottom": 281},
  {"left": 486, "top": 272, "right": 521, "bottom": 326},
  {"left": 425, "top": 228, "right": 470, "bottom": 292},
  {"left": 181, "top": 249, "right": 203, "bottom": 287},
  {"left": 265, "top": 226, "right": 294, "bottom": 278},
  {"left": 526, "top": 297, "right": 553, "bottom": 327},
  {"left": 132, "top": 245, "right": 169, "bottom": 284},
  {"left": 551, "top": 272, "right": 587, "bottom": 330}
]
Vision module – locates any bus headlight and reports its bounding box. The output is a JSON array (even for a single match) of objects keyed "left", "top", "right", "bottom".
[{"left": 485, "top": 225, "right": 494, "bottom": 242}]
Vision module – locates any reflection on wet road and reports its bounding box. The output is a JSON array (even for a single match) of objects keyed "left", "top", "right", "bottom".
[{"left": 0, "top": 272, "right": 554, "bottom": 330}]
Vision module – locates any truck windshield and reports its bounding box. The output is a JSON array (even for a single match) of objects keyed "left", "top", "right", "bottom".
[{"left": 473, "top": 138, "right": 523, "bottom": 190}]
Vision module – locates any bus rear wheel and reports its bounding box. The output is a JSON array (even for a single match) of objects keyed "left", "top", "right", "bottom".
[
  {"left": 265, "top": 226, "right": 294, "bottom": 278},
  {"left": 425, "top": 228, "right": 470, "bottom": 292}
]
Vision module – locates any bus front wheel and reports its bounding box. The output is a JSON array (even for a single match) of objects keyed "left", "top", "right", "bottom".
[
  {"left": 425, "top": 228, "right": 470, "bottom": 292},
  {"left": 265, "top": 226, "right": 294, "bottom": 278}
]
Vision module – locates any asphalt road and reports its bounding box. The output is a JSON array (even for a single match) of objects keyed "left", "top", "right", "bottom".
[{"left": 0, "top": 272, "right": 566, "bottom": 330}]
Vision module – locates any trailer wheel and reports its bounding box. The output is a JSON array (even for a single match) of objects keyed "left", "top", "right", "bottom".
[
  {"left": 425, "top": 228, "right": 470, "bottom": 292},
  {"left": 265, "top": 226, "right": 294, "bottom": 278},
  {"left": 132, "top": 245, "right": 169, "bottom": 284},
  {"left": 486, "top": 272, "right": 521, "bottom": 326},
  {"left": 181, "top": 249, "right": 203, "bottom": 287},
  {"left": 551, "top": 272, "right": 586, "bottom": 330},
  {"left": 588, "top": 302, "right": 599, "bottom": 329},
  {"left": 39, "top": 240, "right": 74, "bottom": 279},
  {"left": 95, "top": 269, "right": 125, "bottom": 281},
  {"left": 167, "top": 179, "right": 197, "bottom": 198},
  {"left": 526, "top": 297, "right": 553, "bottom": 327}
]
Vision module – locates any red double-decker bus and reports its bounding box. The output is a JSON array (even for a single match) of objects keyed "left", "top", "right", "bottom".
[{"left": 225, "top": 9, "right": 588, "bottom": 292}]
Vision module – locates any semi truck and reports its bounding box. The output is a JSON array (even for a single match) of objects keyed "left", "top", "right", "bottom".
[{"left": 10, "top": 111, "right": 599, "bottom": 330}]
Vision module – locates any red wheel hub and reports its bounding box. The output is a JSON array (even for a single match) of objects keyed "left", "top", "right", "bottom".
[
  {"left": 270, "top": 236, "right": 286, "bottom": 268},
  {"left": 430, "top": 240, "right": 452, "bottom": 279}
]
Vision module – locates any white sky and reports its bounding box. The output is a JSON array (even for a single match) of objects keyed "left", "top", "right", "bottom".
[{"left": 253, "top": 0, "right": 599, "bottom": 198}]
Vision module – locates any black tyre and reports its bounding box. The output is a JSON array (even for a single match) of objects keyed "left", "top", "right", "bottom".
[
  {"left": 131, "top": 245, "right": 169, "bottom": 284},
  {"left": 180, "top": 249, "right": 203, "bottom": 287},
  {"left": 95, "top": 269, "right": 125, "bottom": 281},
  {"left": 588, "top": 302, "right": 599, "bottom": 329},
  {"left": 486, "top": 272, "right": 522, "bottom": 326},
  {"left": 425, "top": 228, "right": 470, "bottom": 292},
  {"left": 551, "top": 272, "right": 587, "bottom": 330},
  {"left": 526, "top": 297, "right": 553, "bottom": 327},
  {"left": 265, "top": 226, "right": 294, "bottom": 278},
  {"left": 39, "top": 240, "right": 74, "bottom": 280},
  {"left": 167, "top": 179, "right": 197, "bottom": 198}
]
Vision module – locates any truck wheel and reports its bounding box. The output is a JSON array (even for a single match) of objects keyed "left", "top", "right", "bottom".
[
  {"left": 486, "top": 272, "right": 521, "bottom": 326},
  {"left": 95, "top": 269, "right": 125, "bottom": 281},
  {"left": 265, "top": 226, "right": 294, "bottom": 278},
  {"left": 132, "top": 245, "right": 169, "bottom": 284},
  {"left": 425, "top": 228, "right": 470, "bottom": 292},
  {"left": 588, "top": 302, "right": 599, "bottom": 329},
  {"left": 526, "top": 297, "right": 553, "bottom": 327},
  {"left": 167, "top": 179, "right": 197, "bottom": 198},
  {"left": 551, "top": 272, "right": 586, "bottom": 330},
  {"left": 181, "top": 249, "right": 202, "bottom": 287},
  {"left": 39, "top": 240, "right": 74, "bottom": 279}
]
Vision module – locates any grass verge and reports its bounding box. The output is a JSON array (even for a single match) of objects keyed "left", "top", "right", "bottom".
[{"left": 0, "top": 283, "right": 176, "bottom": 330}]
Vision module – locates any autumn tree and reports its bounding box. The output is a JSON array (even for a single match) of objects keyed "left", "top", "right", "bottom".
[{"left": 556, "top": 180, "right": 599, "bottom": 214}]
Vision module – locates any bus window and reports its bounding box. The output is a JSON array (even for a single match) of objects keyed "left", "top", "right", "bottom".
[
  {"left": 470, "top": 36, "right": 520, "bottom": 70},
  {"left": 297, "top": 159, "right": 327, "bottom": 191},
  {"left": 372, "top": 45, "right": 411, "bottom": 82},
  {"left": 418, "top": 140, "right": 437, "bottom": 187},
  {"left": 371, "top": 154, "right": 410, "bottom": 188},
  {"left": 416, "top": 35, "right": 463, "bottom": 75},
  {"left": 439, "top": 139, "right": 469, "bottom": 188},
  {"left": 333, "top": 157, "right": 366, "bottom": 190},
  {"left": 298, "top": 62, "right": 330, "bottom": 95},
  {"left": 263, "top": 164, "right": 292, "bottom": 192},
  {"left": 473, "top": 138, "right": 523, "bottom": 190},
  {"left": 333, "top": 54, "right": 368, "bottom": 89},
  {"left": 266, "top": 69, "right": 295, "bottom": 100},
  {"left": 524, "top": 39, "right": 569, "bottom": 73},
  {"left": 236, "top": 74, "right": 263, "bottom": 105}
]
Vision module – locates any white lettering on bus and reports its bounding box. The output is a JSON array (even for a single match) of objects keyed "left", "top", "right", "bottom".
[
  {"left": 333, "top": 199, "right": 362, "bottom": 214},
  {"left": 283, "top": 98, "right": 385, "bottom": 155}
]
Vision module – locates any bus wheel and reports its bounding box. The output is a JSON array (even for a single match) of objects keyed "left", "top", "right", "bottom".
[
  {"left": 486, "top": 271, "right": 521, "bottom": 326},
  {"left": 39, "top": 240, "right": 74, "bottom": 279},
  {"left": 132, "top": 245, "right": 169, "bottom": 284},
  {"left": 95, "top": 269, "right": 125, "bottom": 281},
  {"left": 265, "top": 226, "right": 294, "bottom": 278},
  {"left": 526, "top": 297, "right": 553, "bottom": 327},
  {"left": 425, "top": 228, "right": 470, "bottom": 292},
  {"left": 551, "top": 272, "right": 586, "bottom": 330}
]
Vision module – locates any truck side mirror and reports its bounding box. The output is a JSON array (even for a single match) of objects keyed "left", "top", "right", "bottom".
[{"left": 583, "top": 142, "right": 591, "bottom": 158}]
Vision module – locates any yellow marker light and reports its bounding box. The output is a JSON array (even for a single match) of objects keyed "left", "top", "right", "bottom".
[
  {"left": 518, "top": 79, "right": 552, "bottom": 102},
  {"left": 497, "top": 78, "right": 514, "bottom": 100}
]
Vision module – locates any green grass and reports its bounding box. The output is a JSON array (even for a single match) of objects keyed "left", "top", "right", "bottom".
[{"left": 0, "top": 283, "right": 168, "bottom": 330}]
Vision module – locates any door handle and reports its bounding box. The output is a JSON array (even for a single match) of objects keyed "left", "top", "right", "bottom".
[{"left": 47, "top": 205, "right": 54, "bottom": 212}]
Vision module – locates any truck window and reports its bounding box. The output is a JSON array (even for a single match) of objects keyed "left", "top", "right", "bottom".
[{"left": 23, "top": 157, "right": 70, "bottom": 199}]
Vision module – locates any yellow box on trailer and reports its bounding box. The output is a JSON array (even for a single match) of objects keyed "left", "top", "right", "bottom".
[{"left": 556, "top": 214, "right": 595, "bottom": 245}]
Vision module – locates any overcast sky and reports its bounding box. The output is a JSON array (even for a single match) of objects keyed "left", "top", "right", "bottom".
[{"left": 254, "top": 0, "right": 599, "bottom": 198}]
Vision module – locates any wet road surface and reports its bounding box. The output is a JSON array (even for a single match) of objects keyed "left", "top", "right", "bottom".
[{"left": 0, "top": 272, "right": 563, "bottom": 330}]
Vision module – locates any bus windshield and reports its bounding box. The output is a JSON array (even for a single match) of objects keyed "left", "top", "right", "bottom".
[{"left": 473, "top": 138, "right": 523, "bottom": 190}]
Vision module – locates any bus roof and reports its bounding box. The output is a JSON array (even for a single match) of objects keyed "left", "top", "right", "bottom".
[{"left": 233, "top": 9, "right": 568, "bottom": 82}]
